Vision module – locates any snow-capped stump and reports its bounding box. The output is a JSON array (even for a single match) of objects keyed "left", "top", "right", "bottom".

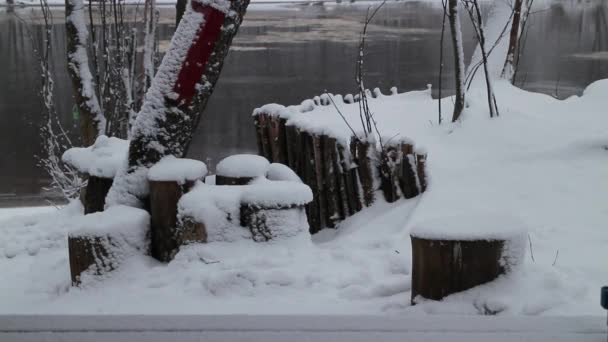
[
  {"left": 147, "top": 156, "right": 208, "bottom": 262},
  {"left": 240, "top": 179, "right": 313, "bottom": 242},
  {"left": 409, "top": 215, "right": 527, "bottom": 304},
  {"left": 266, "top": 163, "right": 302, "bottom": 183},
  {"left": 68, "top": 206, "right": 149, "bottom": 285},
  {"left": 62, "top": 136, "right": 128, "bottom": 214},
  {"left": 215, "top": 154, "right": 270, "bottom": 185}
]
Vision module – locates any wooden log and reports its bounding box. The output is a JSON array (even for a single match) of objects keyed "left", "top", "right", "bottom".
[
  {"left": 178, "top": 216, "right": 208, "bottom": 244},
  {"left": 285, "top": 124, "right": 298, "bottom": 171},
  {"left": 410, "top": 236, "right": 507, "bottom": 304},
  {"left": 329, "top": 138, "right": 350, "bottom": 220},
  {"left": 266, "top": 115, "right": 280, "bottom": 163},
  {"left": 342, "top": 140, "right": 362, "bottom": 214},
  {"left": 416, "top": 153, "right": 428, "bottom": 193},
  {"left": 240, "top": 205, "right": 308, "bottom": 242},
  {"left": 277, "top": 118, "right": 288, "bottom": 164},
  {"left": 378, "top": 146, "right": 401, "bottom": 203},
  {"left": 312, "top": 135, "right": 327, "bottom": 229},
  {"left": 149, "top": 180, "right": 200, "bottom": 262},
  {"left": 303, "top": 132, "right": 321, "bottom": 234},
  {"left": 255, "top": 113, "right": 272, "bottom": 160},
  {"left": 68, "top": 235, "right": 115, "bottom": 285},
  {"left": 321, "top": 136, "right": 341, "bottom": 226},
  {"left": 84, "top": 175, "right": 113, "bottom": 214},
  {"left": 215, "top": 175, "right": 254, "bottom": 186},
  {"left": 399, "top": 144, "right": 419, "bottom": 199},
  {"left": 68, "top": 206, "right": 150, "bottom": 285},
  {"left": 351, "top": 139, "right": 375, "bottom": 207},
  {"left": 253, "top": 114, "right": 266, "bottom": 157}
]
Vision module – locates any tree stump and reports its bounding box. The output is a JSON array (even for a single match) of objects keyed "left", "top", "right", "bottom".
[
  {"left": 239, "top": 180, "right": 313, "bottom": 242},
  {"left": 84, "top": 176, "right": 113, "bottom": 214},
  {"left": 68, "top": 206, "right": 150, "bottom": 285},
  {"left": 68, "top": 235, "right": 117, "bottom": 285},
  {"left": 148, "top": 157, "right": 208, "bottom": 262},
  {"left": 410, "top": 237, "right": 506, "bottom": 303},
  {"left": 215, "top": 154, "right": 270, "bottom": 186},
  {"left": 410, "top": 216, "right": 526, "bottom": 304}
]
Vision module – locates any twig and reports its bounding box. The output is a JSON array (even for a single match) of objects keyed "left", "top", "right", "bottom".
[
  {"left": 528, "top": 234, "right": 535, "bottom": 263},
  {"left": 326, "top": 92, "right": 358, "bottom": 138},
  {"left": 552, "top": 250, "right": 559, "bottom": 266}
]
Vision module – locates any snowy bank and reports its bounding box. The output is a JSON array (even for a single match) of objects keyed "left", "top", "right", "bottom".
[{"left": 1, "top": 79, "right": 607, "bottom": 316}]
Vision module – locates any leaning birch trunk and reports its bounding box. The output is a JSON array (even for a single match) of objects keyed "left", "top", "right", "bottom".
[
  {"left": 143, "top": 0, "right": 157, "bottom": 92},
  {"left": 107, "top": 0, "right": 250, "bottom": 207},
  {"left": 448, "top": 0, "right": 466, "bottom": 122},
  {"left": 501, "top": 0, "right": 524, "bottom": 82},
  {"left": 65, "top": 0, "right": 106, "bottom": 146}
]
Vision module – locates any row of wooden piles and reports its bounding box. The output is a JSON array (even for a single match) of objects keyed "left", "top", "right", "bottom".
[{"left": 254, "top": 108, "right": 427, "bottom": 234}]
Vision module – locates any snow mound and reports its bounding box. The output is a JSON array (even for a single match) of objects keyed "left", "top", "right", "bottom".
[
  {"left": 242, "top": 178, "right": 312, "bottom": 207},
  {"left": 216, "top": 154, "right": 270, "bottom": 178},
  {"left": 69, "top": 205, "right": 150, "bottom": 253},
  {"left": 266, "top": 163, "right": 302, "bottom": 182},
  {"left": 409, "top": 213, "right": 527, "bottom": 241},
  {"left": 62, "top": 135, "right": 128, "bottom": 178},
  {"left": 148, "top": 156, "right": 208, "bottom": 183},
  {"left": 178, "top": 183, "right": 250, "bottom": 243},
  {"left": 178, "top": 178, "right": 312, "bottom": 242}
]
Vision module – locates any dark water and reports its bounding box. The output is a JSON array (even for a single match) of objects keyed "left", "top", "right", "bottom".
[{"left": 0, "top": 1, "right": 607, "bottom": 206}]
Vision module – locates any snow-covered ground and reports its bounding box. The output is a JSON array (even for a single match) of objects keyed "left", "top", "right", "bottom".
[{"left": 1, "top": 77, "right": 607, "bottom": 316}]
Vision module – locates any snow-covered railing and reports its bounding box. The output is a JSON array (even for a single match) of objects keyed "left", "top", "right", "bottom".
[{"left": 253, "top": 88, "right": 428, "bottom": 233}]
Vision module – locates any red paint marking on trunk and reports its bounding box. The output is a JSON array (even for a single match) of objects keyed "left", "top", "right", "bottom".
[{"left": 173, "top": 3, "right": 225, "bottom": 106}]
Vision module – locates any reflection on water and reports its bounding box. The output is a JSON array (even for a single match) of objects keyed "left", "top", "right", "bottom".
[{"left": 0, "top": 1, "right": 607, "bottom": 205}]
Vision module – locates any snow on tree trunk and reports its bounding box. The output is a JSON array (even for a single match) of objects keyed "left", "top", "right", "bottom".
[
  {"left": 143, "top": 0, "right": 157, "bottom": 93},
  {"left": 501, "top": 0, "right": 524, "bottom": 82},
  {"left": 65, "top": 0, "right": 106, "bottom": 146},
  {"left": 449, "top": 0, "right": 466, "bottom": 122},
  {"left": 106, "top": 0, "right": 250, "bottom": 207}
]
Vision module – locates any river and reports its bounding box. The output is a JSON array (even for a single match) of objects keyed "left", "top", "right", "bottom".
[{"left": 0, "top": 0, "right": 606, "bottom": 206}]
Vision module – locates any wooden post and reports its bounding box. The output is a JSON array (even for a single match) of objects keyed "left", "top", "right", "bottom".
[
  {"left": 312, "top": 135, "right": 327, "bottom": 229},
  {"left": 215, "top": 175, "right": 254, "bottom": 186},
  {"left": 149, "top": 180, "right": 202, "bottom": 262},
  {"left": 84, "top": 176, "right": 113, "bottom": 214},
  {"left": 351, "top": 138, "right": 375, "bottom": 207},
  {"left": 410, "top": 236, "right": 508, "bottom": 304},
  {"left": 399, "top": 143, "right": 419, "bottom": 199},
  {"left": 416, "top": 153, "right": 428, "bottom": 193},
  {"left": 379, "top": 146, "right": 401, "bottom": 203},
  {"left": 68, "top": 235, "right": 115, "bottom": 285}
]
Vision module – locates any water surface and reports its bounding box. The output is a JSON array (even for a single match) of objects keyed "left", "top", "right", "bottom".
[{"left": 0, "top": 1, "right": 606, "bottom": 205}]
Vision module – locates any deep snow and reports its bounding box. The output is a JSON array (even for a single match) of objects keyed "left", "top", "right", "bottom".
[{"left": 1, "top": 77, "right": 607, "bottom": 316}]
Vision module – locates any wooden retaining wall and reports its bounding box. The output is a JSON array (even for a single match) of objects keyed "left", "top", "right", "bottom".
[{"left": 254, "top": 103, "right": 428, "bottom": 234}]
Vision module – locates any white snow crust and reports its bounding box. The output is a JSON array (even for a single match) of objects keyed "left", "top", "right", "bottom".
[
  {"left": 62, "top": 135, "right": 128, "bottom": 178},
  {"left": 148, "top": 156, "right": 208, "bottom": 183},
  {"left": 266, "top": 163, "right": 302, "bottom": 182},
  {"left": 409, "top": 213, "right": 527, "bottom": 241},
  {"left": 178, "top": 177, "right": 312, "bottom": 242},
  {"left": 241, "top": 178, "right": 313, "bottom": 207},
  {"left": 216, "top": 154, "right": 270, "bottom": 178}
]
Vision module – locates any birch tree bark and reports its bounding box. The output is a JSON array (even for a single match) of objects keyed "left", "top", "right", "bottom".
[
  {"left": 501, "top": 0, "right": 524, "bottom": 81},
  {"left": 65, "top": 0, "right": 106, "bottom": 146},
  {"left": 449, "top": 0, "right": 466, "bottom": 122},
  {"left": 107, "top": 0, "right": 250, "bottom": 207}
]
